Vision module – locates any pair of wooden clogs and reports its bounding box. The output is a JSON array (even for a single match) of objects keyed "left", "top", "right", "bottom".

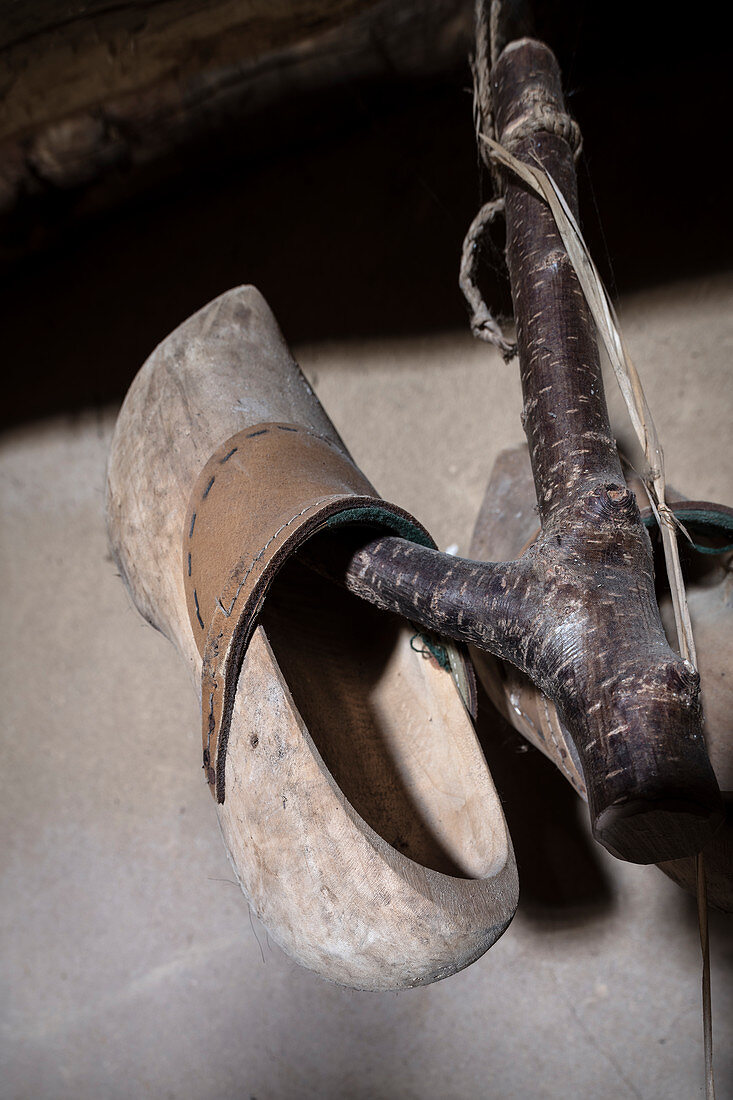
[{"left": 107, "top": 286, "right": 731, "bottom": 991}]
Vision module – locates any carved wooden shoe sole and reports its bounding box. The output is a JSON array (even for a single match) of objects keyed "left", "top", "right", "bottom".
[{"left": 106, "top": 286, "right": 518, "bottom": 988}]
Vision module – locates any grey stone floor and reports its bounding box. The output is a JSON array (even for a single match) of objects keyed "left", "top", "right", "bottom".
[{"left": 1, "top": 275, "right": 731, "bottom": 1098}]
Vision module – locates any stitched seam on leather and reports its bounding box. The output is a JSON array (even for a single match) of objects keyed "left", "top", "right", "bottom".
[
  {"left": 215, "top": 494, "right": 343, "bottom": 619},
  {"left": 201, "top": 487, "right": 431, "bottom": 800},
  {"left": 187, "top": 425, "right": 355, "bottom": 633},
  {"left": 204, "top": 493, "right": 358, "bottom": 790}
]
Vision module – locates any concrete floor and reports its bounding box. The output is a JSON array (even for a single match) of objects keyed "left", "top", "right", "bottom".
[{"left": 1, "top": 274, "right": 731, "bottom": 1098}]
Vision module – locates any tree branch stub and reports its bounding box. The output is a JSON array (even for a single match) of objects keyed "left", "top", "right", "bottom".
[{"left": 301, "top": 37, "right": 723, "bottom": 864}]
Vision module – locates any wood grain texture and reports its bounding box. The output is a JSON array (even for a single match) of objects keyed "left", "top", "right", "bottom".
[
  {"left": 308, "top": 38, "right": 724, "bottom": 866},
  {"left": 0, "top": 0, "right": 380, "bottom": 144},
  {"left": 468, "top": 444, "right": 586, "bottom": 797},
  {"left": 469, "top": 442, "right": 733, "bottom": 911},
  {"left": 106, "top": 284, "right": 517, "bottom": 989},
  {"left": 0, "top": 0, "right": 470, "bottom": 216},
  {"left": 491, "top": 38, "right": 722, "bottom": 863}
]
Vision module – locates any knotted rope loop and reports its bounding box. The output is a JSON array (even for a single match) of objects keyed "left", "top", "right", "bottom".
[
  {"left": 500, "top": 89, "right": 583, "bottom": 161},
  {"left": 462, "top": 2, "right": 582, "bottom": 360},
  {"left": 459, "top": 198, "right": 517, "bottom": 360}
]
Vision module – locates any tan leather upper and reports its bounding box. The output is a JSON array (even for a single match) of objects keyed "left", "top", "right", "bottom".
[{"left": 183, "top": 422, "right": 438, "bottom": 802}]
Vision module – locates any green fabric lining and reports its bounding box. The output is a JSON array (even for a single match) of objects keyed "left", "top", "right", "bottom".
[
  {"left": 642, "top": 507, "right": 733, "bottom": 555},
  {"left": 323, "top": 505, "right": 436, "bottom": 549}
]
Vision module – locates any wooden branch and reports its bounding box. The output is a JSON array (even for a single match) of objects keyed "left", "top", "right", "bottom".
[
  {"left": 299, "top": 37, "right": 724, "bottom": 864},
  {"left": 467, "top": 441, "right": 733, "bottom": 912},
  {"left": 0, "top": 0, "right": 471, "bottom": 217}
]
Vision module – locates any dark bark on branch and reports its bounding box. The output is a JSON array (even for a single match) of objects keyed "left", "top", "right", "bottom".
[{"left": 301, "top": 37, "right": 723, "bottom": 864}]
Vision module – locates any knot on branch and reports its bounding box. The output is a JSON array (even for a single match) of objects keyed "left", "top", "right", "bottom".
[
  {"left": 498, "top": 87, "right": 583, "bottom": 161},
  {"left": 547, "top": 482, "right": 643, "bottom": 535},
  {"left": 663, "top": 658, "right": 701, "bottom": 703},
  {"left": 584, "top": 483, "right": 639, "bottom": 524},
  {"left": 527, "top": 487, "right": 654, "bottom": 581}
]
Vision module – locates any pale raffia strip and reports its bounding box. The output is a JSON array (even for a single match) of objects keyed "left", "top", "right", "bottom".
[{"left": 481, "top": 130, "right": 713, "bottom": 1100}]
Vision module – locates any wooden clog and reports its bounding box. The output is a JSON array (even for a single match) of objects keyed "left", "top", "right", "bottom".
[
  {"left": 106, "top": 286, "right": 518, "bottom": 989},
  {"left": 470, "top": 443, "right": 733, "bottom": 910}
]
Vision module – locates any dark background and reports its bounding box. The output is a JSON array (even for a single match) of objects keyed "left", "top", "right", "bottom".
[{"left": 1, "top": 0, "right": 729, "bottom": 431}]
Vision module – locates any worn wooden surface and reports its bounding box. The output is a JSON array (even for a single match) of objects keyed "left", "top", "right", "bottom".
[
  {"left": 0, "top": 0, "right": 469, "bottom": 215},
  {"left": 469, "top": 442, "right": 733, "bottom": 911},
  {"left": 106, "top": 285, "right": 517, "bottom": 990},
  {"left": 468, "top": 443, "right": 587, "bottom": 797},
  {"left": 0, "top": 0, "right": 380, "bottom": 144},
  {"left": 307, "top": 38, "right": 723, "bottom": 866},
  {"left": 493, "top": 40, "right": 716, "bottom": 861}
]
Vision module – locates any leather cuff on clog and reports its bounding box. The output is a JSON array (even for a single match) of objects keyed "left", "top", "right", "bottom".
[{"left": 184, "top": 421, "right": 474, "bottom": 801}]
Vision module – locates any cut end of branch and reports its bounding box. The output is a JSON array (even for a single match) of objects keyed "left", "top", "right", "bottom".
[{"left": 594, "top": 797, "right": 724, "bottom": 865}]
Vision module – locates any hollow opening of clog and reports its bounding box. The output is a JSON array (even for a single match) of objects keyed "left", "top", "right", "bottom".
[{"left": 259, "top": 531, "right": 508, "bottom": 881}]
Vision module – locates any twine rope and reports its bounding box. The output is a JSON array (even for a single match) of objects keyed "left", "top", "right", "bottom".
[
  {"left": 458, "top": 198, "right": 516, "bottom": 358},
  {"left": 461, "top": 0, "right": 581, "bottom": 359}
]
